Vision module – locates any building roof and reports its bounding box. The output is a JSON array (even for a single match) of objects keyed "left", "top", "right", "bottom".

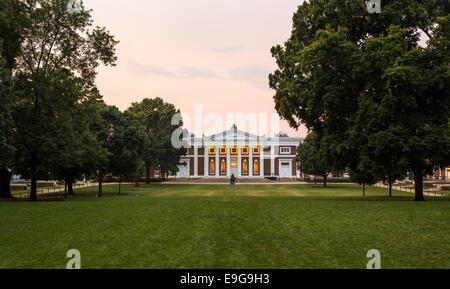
[{"left": 184, "top": 126, "right": 303, "bottom": 147}]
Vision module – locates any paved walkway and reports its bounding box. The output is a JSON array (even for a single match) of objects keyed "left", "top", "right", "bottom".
[
  {"left": 13, "top": 182, "right": 130, "bottom": 199},
  {"left": 13, "top": 181, "right": 445, "bottom": 198},
  {"left": 164, "top": 182, "right": 306, "bottom": 185},
  {"left": 374, "top": 183, "right": 444, "bottom": 197}
]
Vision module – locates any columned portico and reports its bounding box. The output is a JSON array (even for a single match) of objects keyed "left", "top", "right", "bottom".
[
  {"left": 261, "top": 147, "right": 265, "bottom": 176},
  {"left": 237, "top": 146, "right": 242, "bottom": 176},
  {"left": 176, "top": 126, "right": 302, "bottom": 179},
  {"left": 226, "top": 147, "right": 231, "bottom": 177},
  {"left": 204, "top": 147, "right": 208, "bottom": 177},
  {"left": 270, "top": 146, "right": 275, "bottom": 176},
  {"left": 215, "top": 146, "right": 220, "bottom": 177},
  {"left": 249, "top": 147, "right": 253, "bottom": 177},
  {"left": 194, "top": 147, "right": 198, "bottom": 177}
]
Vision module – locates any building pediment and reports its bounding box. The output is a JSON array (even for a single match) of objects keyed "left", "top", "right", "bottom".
[{"left": 204, "top": 129, "right": 262, "bottom": 142}]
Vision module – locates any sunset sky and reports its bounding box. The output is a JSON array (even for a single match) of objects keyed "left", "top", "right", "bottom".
[{"left": 84, "top": 0, "right": 307, "bottom": 137}]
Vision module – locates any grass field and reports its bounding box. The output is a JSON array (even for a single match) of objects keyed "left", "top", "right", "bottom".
[{"left": 0, "top": 184, "right": 449, "bottom": 269}]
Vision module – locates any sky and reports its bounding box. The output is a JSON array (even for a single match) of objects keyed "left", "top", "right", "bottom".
[{"left": 83, "top": 0, "right": 308, "bottom": 138}]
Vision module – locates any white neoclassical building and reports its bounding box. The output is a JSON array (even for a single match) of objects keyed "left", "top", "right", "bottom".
[{"left": 174, "top": 126, "right": 303, "bottom": 179}]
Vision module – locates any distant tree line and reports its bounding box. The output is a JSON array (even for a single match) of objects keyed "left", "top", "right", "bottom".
[
  {"left": 0, "top": 0, "right": 185, "bottom": 201},
  {"left": 271, "top": 0, "right": 449, "bottom": 201}
]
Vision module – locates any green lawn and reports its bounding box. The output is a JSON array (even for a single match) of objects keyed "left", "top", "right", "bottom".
[{"left": 0, "top": 184, "right": 449, "bottom": 269}]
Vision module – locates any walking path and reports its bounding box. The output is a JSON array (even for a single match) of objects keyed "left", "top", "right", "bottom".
[
  {"left": 374, "top": 183, "right": 444, "bottom": 197},
  {"left": 13, "top": 182, "right": 129, "bottom": 199},
  {"left": 13, "top": 181, "right": 445, "bottom": 198}
]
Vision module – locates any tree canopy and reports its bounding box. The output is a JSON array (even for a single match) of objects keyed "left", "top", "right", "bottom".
[
  {"left": 127, "top": 97, "right": 186, "bottom": 182},
  {"left": 270, "top": 0, "right": 449, "bottom": 201},
  {"left": 10, "top": 0, "right": 118, "bottom": 201}
]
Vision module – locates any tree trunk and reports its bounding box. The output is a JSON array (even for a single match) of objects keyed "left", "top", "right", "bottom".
[
  {"left": 323, "top": 174, "right": 327, "bottom": 188},
  {"left": 363, "top": 183, "right": 366, "bottom": 197},
  {"left": 68, "top": 178, "right": 74, "bottom": 196},
  {"left": 29, "top": 155, "right": 38, "bottom": 202},
  {"left": 118, "top": 178, "right": 121, "bottom": 194},
  {"left": 64, "top": 181, "right": 68, "bottom": 199},
  {"left": 0, "top": 168, "right": 12, "bottom": 198},
  {"left": 146, "top": 167, "right": 150, "bottom": 184},
  {"left": 414, "top": 168, "right": 425, "bottom": 202},
  {"left": 98, "top": 176, "right": 103, "bottom": 198}
]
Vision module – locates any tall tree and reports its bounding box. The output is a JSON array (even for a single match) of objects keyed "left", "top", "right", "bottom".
[
  {"left": 13, "top": 0, "right": 118, "bottom": 201},
  {"left": 43, "top": 76, "right": 105, "bottom": 196},
  {"left": 297, "top": 132, "right": 337, "bottom": 188},
  {"left": 0, "top": 43, "right": 15, "bottom": 198},
  {"left": 90, "top": 103, "right": 118, "bottom": 197},
  {"left": 0, "top": 0, "right": 27, "bottom": 198},
  {"left": 127, "top": 98, "right": 186, "bottom": 182},
  {"left": 108, "top": 111, "right": 147, "bottom": 194},
  {"left": 270, "top": 0, "right": 449, "bottom": 201}
]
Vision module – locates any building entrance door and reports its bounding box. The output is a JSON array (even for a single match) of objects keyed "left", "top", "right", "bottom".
[{"left": 280, "top": 162, "right": 291, "bottom": 178}]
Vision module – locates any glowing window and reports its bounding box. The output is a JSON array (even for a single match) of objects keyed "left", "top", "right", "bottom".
[
  {"left": 243, "top": 159, "right": 248, "bottom": 175},
  {"left": 210, "top": 159, "right": 215, "bottom": 175},
  {"left": 220, "top": 147, "right": 227, "bottom": 155},
  {"left": 241, "top": 147, "right": 249, "bottom": 155},
  {"left": 231, "top": 147, "right": 238, "bottom": 155},
  {"left": 253, "top": 147, "right": 260, "bottom": 155},
  {"left": 254, "top": 159, "right": 259, "bottom": 175},
  {"left": 209, "top": 147, "right": 216, "bottom": 155},
  {"left": 220, "top": 159, "right": 226, "bottom": 174}
]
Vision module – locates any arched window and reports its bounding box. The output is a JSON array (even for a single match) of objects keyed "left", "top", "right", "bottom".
[
  {"left": 220, "top": 159, "right": 226, "bottom": 175},
  {"left": 243, "top": 159, "right": 248, "bottom": 175},
  {"left": 210, "top": 159, "right": 215, "bottom": 175},
  {"left": 254, "top": 159, "right": 259, "bottom": 175}
]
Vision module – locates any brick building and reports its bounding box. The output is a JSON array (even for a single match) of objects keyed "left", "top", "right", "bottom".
[{"left": 148, "top": 126, "right": 303, "bottom": 179}]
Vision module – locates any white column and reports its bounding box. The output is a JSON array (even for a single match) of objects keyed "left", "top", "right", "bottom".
[
  {"left": 249, "top": 147, "right": 253, "bottom": 177},
  {"left": 204, "top": 146, "right": 208, "bottom": 177},
  {"left": 261, "top": 147, "right": 265, "bottom": 177},
  {"left": 194, "top": 147, "right": 198, "bottom": 177},
  {"left": 227, "top": 146, "right": 231, "bottom": 177},
  {"left": 238, "top": 146, "right": 242, "bottom": 177},
  {"left": 215, "top": 145, "right": 219, "bottom": 177},
  {"left": 270, "top": 145, "right": 275, "bottom": 176}
]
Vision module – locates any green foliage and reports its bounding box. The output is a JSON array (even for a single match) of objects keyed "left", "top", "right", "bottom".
[
  {"left": 0, "top": 0, "right": 27, "bottom": 70},
  {"left": 108, "top": 111, "right": 147, "bottom": 182},
  {"left": 0, "top": 46, "right": 15, "bottom": 168},
  {"left": 297, "top": 133, "right": 326, "bottom": 178},
  {"left": 9, "top": 0, "right": 118, "bottom": 200},
  {"left": 127, "top": 97, "right": 186, "bottom": 177},
  {"left": 297, "top": 132, "right": 343, "bottom": 187},
  {"left": 271, "top": 0, "right": 450, "bottom": 200}
]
